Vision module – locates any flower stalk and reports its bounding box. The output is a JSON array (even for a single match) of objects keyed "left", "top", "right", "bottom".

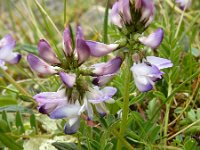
[
  {"left": 163, "top": 79, "right": 172, "bottom": 148},
  {"left": 117, "top": 53, "right": 132, "bottom": 150}
]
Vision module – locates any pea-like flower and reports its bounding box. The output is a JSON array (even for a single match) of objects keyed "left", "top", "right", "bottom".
[
  {"left": 110, "top": 0, "right": 155, "bottom": 28},
  {"left": 64, "top": 26, "right": 119, "bottom": 59},
  {"left": 91, "top": 57, "right": 122, "bottom": 86},
  {"left": 27, "top": 38, "right": 60, "bottom": 75},
  {"left": 33, "top": 89, "right": 83, "bottom": 134},
  {"left": 29, "top": 25, "right": 120, "bottom": 134},
  {"left": 139, "top": 28, "right": 164, "bottom": 49},
  {"left": 110, "top": 0, "right": 132, "bottom": 28},
  {"left": 64, "top": 26, "right": 90, "bottom": 64},
  {"left": 135, "top": 0, "right": 155, "bottom": 26},
  {"left": 27, "top": 53, "right": 59, "bottom": 75},
  {"left": 0, "top": 34, "right": 21, "bottom": 70},
  {"left": 85, "top": 41, "right": 119, "bottom": 57},
  {"left": 176, "top": 0, "right": 191, "bottom": 10},
  {"left": 59, "top": 72, "right": 76, "bottom": 88},
  {"left": 85, "top": 86, "right": 117, "bottom": 117},
  {"left": 131, "top": 56, "right": 173, "bottom": 92}
]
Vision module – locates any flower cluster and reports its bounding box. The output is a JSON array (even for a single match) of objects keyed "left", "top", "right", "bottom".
[
  {"left": 27, "top": 26, "right": 121, "bottom": 134},
  {"left": 110, "top": 0, "right": 173, "bottom": 92},
  {"left": 110, "top": 0, "right": 155, "bottom": 33}
]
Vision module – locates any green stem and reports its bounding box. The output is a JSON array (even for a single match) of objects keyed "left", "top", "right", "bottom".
[
  {"left": 33, "top": 0, "right": 62, "bottom": 39},
  {"left": 77, "top": 133, "right": 81, "bottom": 150},
  {"left": 0, "top": 69, "right": 32, "bottom": 98},
  {"left": 64, "top": 0, "right": 67, "bottom": 25},
  {"left": 163, "top": 79, "right": 172, "bottom": 148},
  {"left": 117, "top": 54, "right": 132, "bottom": 150},
  {"left": 168, "top": 119, "right": 200, "bottom": 141},
  {"left": 175, "top": 7, "right": 185, "bottom": 38},
  {"left": 113, "top": 130, "right": 134, "bottom": 150},
  {"left": 102, "top": 0, "right": 109, "bottom": 62}
]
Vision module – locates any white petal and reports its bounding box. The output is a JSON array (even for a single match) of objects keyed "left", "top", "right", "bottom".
[{"left": 146, "top": 56, "right": 173, "bottom": 69}]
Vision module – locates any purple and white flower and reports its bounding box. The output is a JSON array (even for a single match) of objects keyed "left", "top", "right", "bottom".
[
  {"left": 92, "top": 57, "right": 122, "bottom": 76},
  {"left": 91, "top": 57, "right": 122, "bottom": 86},
  {"left": 33, "top": 89, "right": 67, "bottom": 115},
  {"left": 59, "top": 72, "right": 76, "bottom": 88},
  {"left": 110, "top": 0, "right": 131, "bottom": 28},
  {"left": 86, "top": 41, "right": 119, "bottom": 57},
  {"left": 27, "top": 54, "right": 58, "bottom": 75},
  {"left": 33, "top": 89, "right": 83, "bottom": 134},
  {"left": 139, "top": 28, "right": 164, "bottom": 49},
  {"left": 176, "top": 0, "right": 191, "bottom": 10},
  {"left": 64, "top": 26, "right": 90, "bottom": 64},
  {"left": 27, "top": 38, "right": 61, "bottom": 75},
  {"left": 64, "top": 25, "right": 118, "bottom": 62},
  {"left": 86, "top": 86, "right": 117, "bottom": 117},
  {"left": 75, "top": 26, "right": 91, "bottom": 64},
  {"left": 0, "top": 34, "right": 21, "bottom": 69},
  {"left": 135, "top": 0, "right": 155, "bottom": 26},
  {"left": 110, "top": 0, "right": 155, "bottom": 28},
  {"left": 131, "top": 56, "right": 173, "bottom": 92},
  {"left": 110, "top": 1, "right": 123, "bottom": 28},
  {"left": 63, "top": 27, "right": 73, "bottom": 56},
  {"left": 38, "top": 39, "right": 60, "bottom": 64},
  {"left": 92, "top": 74, "right": 115, "bottom": 86}
]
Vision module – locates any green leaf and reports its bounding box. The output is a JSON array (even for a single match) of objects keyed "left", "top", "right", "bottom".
[
  {"left": 0, "top": 119, "right": 10, "bottom": 132},
  {"left": 146, "top": 98, "right": 160, "bottom": 122},
  {"left": 148, "top": 126, "right": 160, "bottom": 143},
  {"left": 192, "top": 48, "right": 200, "bottom": 57},
  {"left": 18, "top": 95, "right": 33, "bottom": 102},
  {"left": 104, "top": 142, "right": 113, "bottom": 150},
  {"left": 15, "top": 111, "right": 25, "bottom": 133},
  {"left": 30, "top": 114, "right": 38, "bottom": 133},
  {"left": 0, "top": 95, "right": 17, "bottom": 106},
  {"left": 52, "top": 142, "right": 78, "bottom": 150},
  {"left": 187, "top": 109, "right": 196, "bottom": 122},
  {"left": 1, "top": 111, "right": 11, "bottom": 132},
  {"left": 98, "top": 117, "right": 108, "bottom": 129},
  {"left": 0, "top": 105, "right": 33, "bottom": 113},
  {"left": 0, "top": 133, "right": 22, "bottom": 150},
  {"left": 89, "top": 139, "right": 101, "bottom": 150},
  {"left": 129, "top": 93, "right": 146, "bottom": 105},
  {"left": 184, "top": 139, "right": 197, "bottom": 150},
  {"left": 127, "top": 131, "right": 141, "bottom": 141},
  {"left": 196, "top": 108, "right": 200, "bottom": 120},
  {"left": 153, "top": 91, "right": 166, "bottom": 101},
  {"left": 19, "top": 44, "right": 38, "bottom": 54}
]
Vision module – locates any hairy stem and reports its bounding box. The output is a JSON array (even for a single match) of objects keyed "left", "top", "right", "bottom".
[{"left": 117, "top": 53, "right": 132, "bottom": 150}]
